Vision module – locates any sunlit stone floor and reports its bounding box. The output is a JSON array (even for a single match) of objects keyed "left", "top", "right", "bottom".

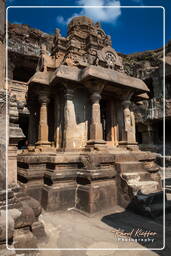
[{"left": 37, "top": 203, "right": 171, "bottom": 256}]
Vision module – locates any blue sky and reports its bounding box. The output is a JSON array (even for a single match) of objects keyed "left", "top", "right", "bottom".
[{"left": 6, "top": 0, "right": 171, "bottom": 54}]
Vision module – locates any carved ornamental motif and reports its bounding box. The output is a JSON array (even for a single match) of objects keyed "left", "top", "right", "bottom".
[{"left": 38, "top": 16, "right": 124, "bottom": 73}]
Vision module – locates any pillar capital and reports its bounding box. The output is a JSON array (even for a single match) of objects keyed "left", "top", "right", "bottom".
[
  {"left": 38, "top": 94, "right": 50, "bottom": 105},
  {"left": 121, "top": 90, "right": 134, "bottom": 102},
  {"left": 90, "top": 91, "right": 101, "bottom": 104},
  {"left": 85, "top": 80, "right": 105, "bottom": 94},
  {"left": 64, "top": 88, "right": 74, "bottom": 100},
  {"left": 121, "top": 100, "right": 131, "bottom": 107}
]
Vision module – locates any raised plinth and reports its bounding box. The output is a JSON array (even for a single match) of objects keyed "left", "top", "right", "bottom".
[
  {"left": 17, "top": 149, "right": 162, "bottom": 216},
  {"left": 17, "top": 152, "right": 80, "bottom": 211},
  {"left": 17, "top": 151, "right": 118, "bottom": 214}
]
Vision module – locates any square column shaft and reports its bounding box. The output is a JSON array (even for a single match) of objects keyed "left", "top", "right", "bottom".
[{"left": 36, "top": 94, "right": 51, "bottom": 148}]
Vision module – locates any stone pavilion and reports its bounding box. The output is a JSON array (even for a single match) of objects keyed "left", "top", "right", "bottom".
[{"left": 17, "top": 16, "right": 162, "bottom": 215}]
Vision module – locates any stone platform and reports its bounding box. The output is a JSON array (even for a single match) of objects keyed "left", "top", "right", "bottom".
[{"left": 17, "top": 149, "right": 163, "bottom": 216}]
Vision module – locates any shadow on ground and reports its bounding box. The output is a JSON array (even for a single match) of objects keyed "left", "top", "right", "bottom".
[{"left": 101, "top": 205, "right": 171, "bottom": 256}]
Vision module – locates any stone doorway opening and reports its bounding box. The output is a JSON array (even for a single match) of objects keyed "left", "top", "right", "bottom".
[{"left": 100, "top": 98, "right": 118, "bottom": 147}]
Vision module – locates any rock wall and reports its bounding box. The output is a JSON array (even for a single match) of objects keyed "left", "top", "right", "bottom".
[
  {"left": 8, "top": 23, "right": 53, "bottom": 56},
  {"left": 0, "top": 18, "right": 47, "bottom": 253},
  {"left": 120, "top": 40, "right": 171, "bottom": 155}
]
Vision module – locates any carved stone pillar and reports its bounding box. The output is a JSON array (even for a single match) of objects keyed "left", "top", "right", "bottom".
[
  {"left": 63, "top": 88, "right": 77, "bottom": 150},
  {"left": 36, "top": 94, "right": 51, "bottom": 148},
  {"left": 86, "top": 83, "right": 106, "bottom": 150},
  {"left": 119, "top": 99, "right": 138, "bottom": 149},
  {"left": 90, "top": 91, "right": 103, "bottom": 140},
  {"left": 54, "top": 92, "right": 62, "bottom": 150}
]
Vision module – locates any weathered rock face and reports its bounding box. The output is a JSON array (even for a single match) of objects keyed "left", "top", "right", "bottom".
[
  {"left": 8, "top": 24, "right": 53, "bottom": 85},
  {"left": 8, "top": 23, "right": 53, "bottom": 57},
  {"left": 0, "top": 7, "right": 47, "bottom": 253},
  {"left": 120, "top": 40, "right": 171, "bottom": 154},
  {"left": 121, "top": 46, "right": 163, "bottom": 78}
]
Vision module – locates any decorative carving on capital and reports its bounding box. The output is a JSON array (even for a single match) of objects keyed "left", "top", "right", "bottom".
[
  {"left": 122, "top": 100, "right": 131, "bottom": 109},
  {"left": 121, "top": 90, "right": 134, "bottom": 102},
  {"left": 85, "top": 80, "right": 105, "bottom": 94},
  {"left": 90, "top": 92, "right": 101, "bottom": 104},
  {"left": 38, "top": 94, "right": 50, "bottom": 105},
  {"left": 63, "top": 82, "right": 78, "bottom": 100},
  {"left": 64, "top": 88, "right": 74, "bottom": 100}
]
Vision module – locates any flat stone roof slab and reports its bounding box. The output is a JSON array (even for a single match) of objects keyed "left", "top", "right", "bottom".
[
  {"left": 28, "top": 65, "right": 149, "bottom": 93},
  {"left": 81, "top": 65, "right": 149, "bottom": 92}
]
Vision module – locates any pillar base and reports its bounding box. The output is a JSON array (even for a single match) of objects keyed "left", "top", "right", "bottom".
[
  {"left": 36, "top": 140, "right": 51, "bottom": 146},
  {"left": 119, "top": 141, "right": 139, "bottom": 151},
  {"left": 86, "top": 139, "right": 108, "bottom": 151},
  {"left": 35, "top": 141, "right": 55, "bottom": 152}
]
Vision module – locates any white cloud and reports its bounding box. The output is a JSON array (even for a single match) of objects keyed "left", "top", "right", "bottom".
[
  {"left": 131, "top": 0, "right": 144, "bottom": 5},
  {"left": 56, "top": 16, "right": 66, "bottom": 26},
  {"left": 56, "top": 0, "right": 121, "bottom": 26}
]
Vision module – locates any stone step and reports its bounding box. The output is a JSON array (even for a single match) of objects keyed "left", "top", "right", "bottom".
[
  {"left": 113, "top": 151, "right": 156, "bottom": 162},
  {"left": 122, "top": 171, "right": 151, "bottom": 182},
  {"left": 128, "top": 180, "right": 160, "bottom": 194},
  {"left": 116, "top": 161, "right": 145, "bottom": 173}
]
